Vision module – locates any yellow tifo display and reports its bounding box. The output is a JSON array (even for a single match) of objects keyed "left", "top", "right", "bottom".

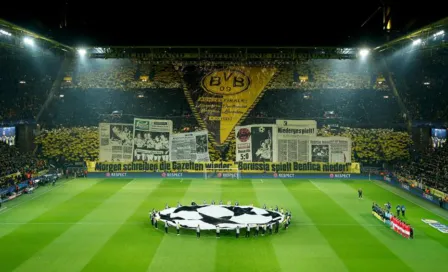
[{"left": 87, "top": 161, "right": 361, "bottom": 174}]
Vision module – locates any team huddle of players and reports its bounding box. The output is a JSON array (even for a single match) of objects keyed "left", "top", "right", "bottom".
[
  {"left": 372, "top": 201, "right": 413, "bottom": 239},
  {"left": 133, "top": 132, "right": 169, "bottom": 161},
  {"left": 148, "top": 201, "right": 292, "bottom": 238}
]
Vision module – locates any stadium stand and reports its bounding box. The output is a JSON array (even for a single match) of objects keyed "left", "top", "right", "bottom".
[
  {"left": 0, "top": 34, "right": 447, "bottom": 193},
  {"left": 0, "top": 53, "right": 62, "bottom": 122},
  {"left": 387, "top": 54, "right": 448, "bottom": 122},
  {"left": 395, "top": 145, "right": 448, "bottom": 193},
  {"left": 0, "top": 142, "right": 46, "bottom": 192}
]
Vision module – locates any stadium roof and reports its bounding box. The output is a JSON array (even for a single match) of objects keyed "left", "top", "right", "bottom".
[
  {"left": 375, "top": 16, "right": 448, "bottom": 52},
  {"left": 1, "top": 14, "right": 446, "bottom": 59},
  {"left": 0, "top": 18, "right": 73, "bottom": 55}
]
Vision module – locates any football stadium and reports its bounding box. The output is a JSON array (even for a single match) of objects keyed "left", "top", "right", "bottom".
[{"left": 1, "top": 6, "right": 448, "bottom": 272}]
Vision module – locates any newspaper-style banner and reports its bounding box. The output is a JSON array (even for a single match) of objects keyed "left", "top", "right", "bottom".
[
  {"left": 99, "top": 123, "right": 134, "bottom": 162},
  {"left": 276, "top": 120, "right": 316, "bottom": 162},
  {"left": 170, "top": 131, "right": 210, "bottom": 162},
  {"left": 132, "top": 118, "right": 172, "bottom": 162},
  {"left": 309, "top": 137, "right": 351, "bottom": 163},
  {"left": 235, "top": 124, "right": 278, "bottom": 162}
]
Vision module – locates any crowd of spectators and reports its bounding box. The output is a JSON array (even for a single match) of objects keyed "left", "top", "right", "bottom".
[
  {"left": 62, "top": 59, "right": 390, "bottom": 91},
  {"left": 0, "top": 142, "right": 46, "bottom": 191},
  {"left": 395, "top": 144, "right": 448, "bottom": 193},
  {"left": 388, "top": 53, "right": 448, "bottom": 122},
  {"left": 270, "top": 60, "right": 389, "bottom": 90},
  {"left": 34, "top": 127, "right": 99, "bottom": 163},
  {"left": 0, "top": 142, "right": 45, "bottom": 177},
  {"left": 63, "top": 60, "right": 182, "bottom": 89},
  {"left": 40, "top": 88, "right": 191, "bottom": 127},
  {"left": 249, "top": 89, "right": 404, "bottom": 127},
  {"left": 0, "top": 54, "right": 62, "bottom": 122},
  {"left": 224, "top": 126, "right": 412, "bottom": 163},
  {"left": 1, "top": 49, "right": 447, "bottom": 197},
  {"left": 319, "top": 127, "right": 412, "bottom": 164}
]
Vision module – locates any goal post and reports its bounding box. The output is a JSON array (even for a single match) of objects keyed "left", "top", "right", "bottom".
[{"left": 204, "top": 168, "right": 241, "bottom": 179}]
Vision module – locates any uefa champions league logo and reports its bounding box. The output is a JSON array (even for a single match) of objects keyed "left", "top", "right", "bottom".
[
  {"left": 273, "top": 173, "right": 278, "bottom": 178},
  {"left": 161, "top": 172, "right": 167, "bottom": 177},
  {"left": 217, "top": 172, "right": 222, "bottom": 178},
  {"left": 106, "top": 172, "right": 111, "bottom": 177},
  {"left": 329, "top": 173, "right": 334, "bottom": 178}
]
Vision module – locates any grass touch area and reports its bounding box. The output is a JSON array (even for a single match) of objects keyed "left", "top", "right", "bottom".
[{"left": 0, "top": 178, "right": 447, "bottom": 272}]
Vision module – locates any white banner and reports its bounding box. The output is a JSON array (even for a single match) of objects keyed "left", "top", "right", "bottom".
[
  {"left": 309, "top": 137, "right": 351, "bottom": 163},
  {"left": 276, "top": 120, "right": 317, "bottom": 138},
  {"left": 99, "top": 123, "right": 134, "bottom": 162},
  {"left": 235, "top": 124, "right": 278, "bottom": 162},
  {"left": 276, "top": 120, "right": 316, "bottom": 162},
  {"left": 132, "top": 118, "right": 172, "bottom": 162},
  {"left": 170, "top": 131, "right": 210, "bottom": 162}
]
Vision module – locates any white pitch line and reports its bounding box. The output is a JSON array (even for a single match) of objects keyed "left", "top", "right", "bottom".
[
  {"left": 0, "top": 178, "right": 77, "bottom": 216},
  {"left": 260, "top": 179, "right": 264, "bottom": 183},
  {"left": 371, "top": 180, "right": 448, "bottom": 221},
  {"left": 0, "top": 221, "right": 391, "bottom": 227}
]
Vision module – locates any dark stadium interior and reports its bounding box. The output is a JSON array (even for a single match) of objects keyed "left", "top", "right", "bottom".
[{"left": 1, "top": 2, "right": 448, "bottom": 271}]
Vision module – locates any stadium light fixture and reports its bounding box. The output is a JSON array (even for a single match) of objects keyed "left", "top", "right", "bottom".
[
  {"left": 359, "top": 48, "right": 370, "bottom": 57},
  {"left": 77, "top": 48, "right": 87, "bottom": 56},
  {"left": 0, "top": 29, "right": 12, "bottom": 36},
  {"left": 412, "top": 39, "right": 422, "bottom": 46},
  {"left": 23, "top": 37, "right": 34, "bottom": 46},
  {"left": 433, "top": 30, "right": 444, "bottom": 37},
  {"left": 59, "top": 94, "right": 64, "bottom": 98}
]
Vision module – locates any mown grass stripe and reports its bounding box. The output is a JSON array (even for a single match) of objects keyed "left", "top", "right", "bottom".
[
  {"left": 215, "top": 179, "right": 282, "bottom": 272},
  {"left": 282, "top": 179, "right": 413, "bottom": 272},
  {"left": 0, "top": 178, "right": 99, "bottom": 239},
  {"left": 0, "top": 178, "right": 133, "bottom": 272},
  {"left": 81, "top": 179, "right": 192, "bottom": 272},
  {"left": 339, "top": 180, "right": 448, "bottom": 269},
  {"left": 14, "top": 179, "right": 161, "bottom": 272},
  {"left": 251, "top": 179, "right": 348, "bottom": 272},
  {"left": 146, "top": 179, "right": 222, "bottom": 272}
]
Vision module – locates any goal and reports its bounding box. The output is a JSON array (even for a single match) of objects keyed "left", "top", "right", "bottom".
[{"left": 204, "top": 168, "right": 241, "bottom": 179}]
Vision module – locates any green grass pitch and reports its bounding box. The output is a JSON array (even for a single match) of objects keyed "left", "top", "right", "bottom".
[{"left": 0, "top": 178, "right": 447, "bottom": 272}]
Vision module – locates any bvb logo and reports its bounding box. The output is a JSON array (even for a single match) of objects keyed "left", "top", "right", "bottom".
[{"left": 201, "top": 70, "right": 251, "bottom": 95}]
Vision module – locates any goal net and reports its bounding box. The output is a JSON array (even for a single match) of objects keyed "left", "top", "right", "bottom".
[{"left": 204, "top": 168, "right": 241, "bottom": 179}]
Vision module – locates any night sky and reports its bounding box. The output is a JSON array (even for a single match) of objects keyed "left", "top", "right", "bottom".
[{"left": 0, "top": 0, "right": 446, "bottom": 47}]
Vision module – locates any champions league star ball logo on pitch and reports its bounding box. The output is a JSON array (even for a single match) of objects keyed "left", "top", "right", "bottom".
[
  {"left": 237, "top": 128, "right": 251, "bottom": 142},
  {"left": 157, "top": 205, "right": 284, "bottom": 230}
]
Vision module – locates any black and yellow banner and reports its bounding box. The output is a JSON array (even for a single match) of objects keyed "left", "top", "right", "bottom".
[
  {"left": 183, "top": 66, "right": 276, "bottom": 146},
  {"left": 88, "top": 161, "right": 360, "bottom": 173}
]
